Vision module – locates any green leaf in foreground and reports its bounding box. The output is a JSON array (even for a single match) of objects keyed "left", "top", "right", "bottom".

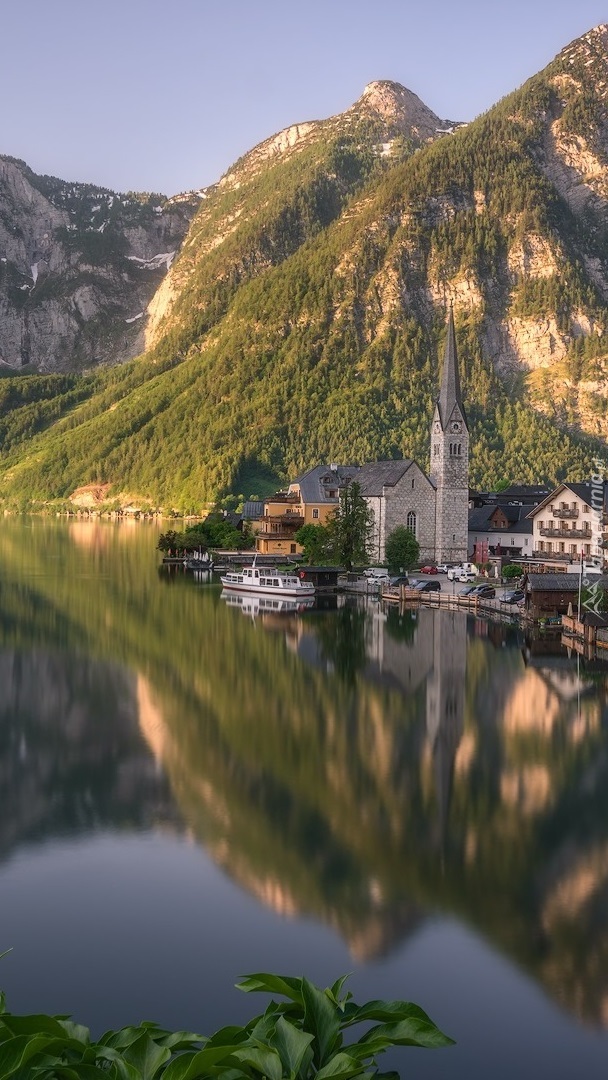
[{"left": 0, "top": 971, "right": 453, "bottom": 1078}]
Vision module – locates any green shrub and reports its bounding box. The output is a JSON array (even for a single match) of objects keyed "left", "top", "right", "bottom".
[{"left": 0, "top": 972, "right": 453, "bottom": 1079}]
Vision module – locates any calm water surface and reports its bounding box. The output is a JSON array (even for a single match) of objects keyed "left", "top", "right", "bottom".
[{"left": 1, "top": 518, "right": 608, "bottom": 1078}]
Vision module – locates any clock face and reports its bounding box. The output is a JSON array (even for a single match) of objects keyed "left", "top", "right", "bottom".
[{"left": 451, "top": 421, "right": 461, "bottom": 433}]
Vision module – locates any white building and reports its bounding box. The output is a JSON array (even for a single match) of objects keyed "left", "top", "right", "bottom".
[{"left": 527, "top": 482, "right": 607, "bottom": 564}]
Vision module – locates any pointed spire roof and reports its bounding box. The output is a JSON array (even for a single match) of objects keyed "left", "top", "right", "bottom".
[{"left": 437, "top": 306, "right": 467, "bottom": 428}]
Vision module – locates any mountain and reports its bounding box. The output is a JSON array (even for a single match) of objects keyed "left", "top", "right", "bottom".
[
  {"left": 0, "top": 26, "right": 608, "bottom": 509},
  {"left": 0, "top": 157, "right": 198, "bottom": 372}
]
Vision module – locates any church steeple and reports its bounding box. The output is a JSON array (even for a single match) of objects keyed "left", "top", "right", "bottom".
[
  {"left": 429, "top": 306, "right": 469, "bottom": 564},
  {"left": 437, "top": 304, "right": 467, "bottom": 430}
]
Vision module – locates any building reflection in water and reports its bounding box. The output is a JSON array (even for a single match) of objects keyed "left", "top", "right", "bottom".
[{"left": 2, "top": 564, "right": 608, "bottom": 1028}]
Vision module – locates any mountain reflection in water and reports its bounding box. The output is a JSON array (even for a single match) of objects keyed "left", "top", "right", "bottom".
[{"left": 1, "top": 519, "right": 608, "bottom": 1043}]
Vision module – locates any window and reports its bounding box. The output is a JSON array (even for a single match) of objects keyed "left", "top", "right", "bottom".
[
  {"left": 548, "top": 520, "right": 554, "bottom": 529},
  {"left": 539, "top": 541, "right": 545, "bottom": 551},
  {"left": 546, "top": 542, "right": 553, "bottom": 553},
  {"left": 406, "top": 511, "right": 417, "bottom": 535},
  {"left": 434, "top": 445, "right": 439, "bottom": 456},
  {"left": 312, "top": 508, "right": 319, "bottom": 520},
  {"left": 559, "top": 542, "right": 565, "bottom": 552},
  {"left": 583, "top": 505, "right": 590, "bottom": 513},
  {"left": 539, "top": 520, "right": 544, "bottom": 529},
  {"left": 411, "top": 478, "right": 415, "bottom": 488},
  {"left": 570, "top": 543, "right": 577, "bottom": 555}
]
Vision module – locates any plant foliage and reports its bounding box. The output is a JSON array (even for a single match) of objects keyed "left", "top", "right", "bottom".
[
  {"left": 384, "top": 527, "right": 420, "bottom": 573},
  {"left": 0, "top": 973, "right": 453, "bottom": 1079}
]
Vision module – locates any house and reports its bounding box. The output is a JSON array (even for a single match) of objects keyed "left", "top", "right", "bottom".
[
  {"left": 286, "top": 465, "right": 359, "bottom": 524},
  {"left": 526, "top": 482, "right": 607, "bottom": 565},
  {"left": 525, "top": 574, "right": 581, "bottom": 620},
  {"left": 469, "top": 503, "right": 533, "bottom": 562},
  {"left": 358, "top": 307, "right": 469, "bottom": 565},
  {"left": 254, "top": 465, "right": 358, "bottom": 556}
]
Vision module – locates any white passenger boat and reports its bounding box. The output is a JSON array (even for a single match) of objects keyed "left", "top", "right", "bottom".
[
  {"left": 220, "top": 562, "right": 315, "bottom": 597},
  {"left": 222, "top": 593, "right": 315, "bottom": 617}
]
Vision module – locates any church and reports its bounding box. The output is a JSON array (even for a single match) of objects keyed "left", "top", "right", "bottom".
[{"left": 356, "top": 308, "right": 470, "bottom": 565}]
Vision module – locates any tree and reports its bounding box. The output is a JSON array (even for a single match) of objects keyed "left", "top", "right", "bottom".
[
  {"left": 385, "top": 525, "right": 420, "bottom": 572},
  {"left": 325, "top": 481, "right": 374, "bottom": 571},
  {"left": 294, "top": 522, "right": 329, "bottom": 564}
]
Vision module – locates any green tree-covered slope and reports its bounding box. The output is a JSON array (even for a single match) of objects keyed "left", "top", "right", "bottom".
[{"left": 1, "top": 28, "right": 608, "bottom": 509}]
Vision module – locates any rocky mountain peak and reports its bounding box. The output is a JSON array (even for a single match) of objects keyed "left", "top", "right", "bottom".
[
  {"left": 558, "top": 23, "right": 608, "bottom": 75},
  {"left": 353, "top": 79, "right": 458, "bottom": 141}
]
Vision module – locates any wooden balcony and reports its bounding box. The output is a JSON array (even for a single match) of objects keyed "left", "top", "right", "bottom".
[
  {"left": 552, "top": 508, "right": 579, "bottom": 519},
  {"left": 540, "top": 527, "right": 591, "bottom": 538}
]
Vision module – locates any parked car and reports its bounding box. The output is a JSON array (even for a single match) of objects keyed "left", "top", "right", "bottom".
[
  {"left": 364, "top": 567, "right": 390, "bottom": 581},
  {"left": 388, "top": 575, "right": 409, "bottom": 586},
  {"left": 458, "top": 570, "right": 477, "bottom": 582},
  {"left": 412, "top": 579, "right": 441, "bottom": 592},
  {"left": 500, "top": 590, "right": 525, "bottom": 604},
  {"left": 459, "top": 584, "right": 480, "bottom": 596},
  {"left": 436, "top": 564, "right": 450, "bottom": 574},
  {"left": 419, "top": 565, "right": 438, "bottom": 574},
  {"left": 470, "top": 584, "right": 496, "bottom": 599}
]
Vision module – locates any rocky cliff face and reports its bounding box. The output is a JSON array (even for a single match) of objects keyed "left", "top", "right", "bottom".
[
  {"left": 0, "top": 157, "right": 198, "bottom": 371},
  {"left": 144, "top": 80, "right": 459, "bottom": 349}
]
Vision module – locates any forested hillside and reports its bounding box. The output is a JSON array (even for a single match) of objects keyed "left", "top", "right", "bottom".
[{"left": 1, "top": 27, "right": 608, "bottom": 510}]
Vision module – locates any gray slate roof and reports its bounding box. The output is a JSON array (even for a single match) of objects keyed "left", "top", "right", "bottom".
[
  {"left": 526, "top": 574, "right": 581, "bottom": 591},
  {"left": 437, "top": 308, "right": 468, "bottom": 429},
  {"left": 293, "top": 464, "right": 359, "bottom": 503},
  {"left": 242, "top": 500, "right": 264, "bottom": 520},
  {"left": 529, "top": 480, "right": 608, "bottom": 517},
  {"left": 356, "top": 460, "right": 414, "bottom": 496},
  {"left": 468, "top": 504, "right": 532, "bottom": 531},
  {"left": 477, "top": 485, "right": 550, "bottom": 504}
]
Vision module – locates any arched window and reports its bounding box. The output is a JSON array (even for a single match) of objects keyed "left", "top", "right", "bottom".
[{"left": 406, "top": 511, "right": 417, "bottom": 535}]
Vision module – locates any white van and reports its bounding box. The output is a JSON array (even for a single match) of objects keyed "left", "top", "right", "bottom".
[{"left": 447, "top": 562, "right": 477, "bottom": 581}]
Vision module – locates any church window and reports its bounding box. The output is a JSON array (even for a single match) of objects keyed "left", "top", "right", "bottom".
[
  {"left": 406, "top": 511, "right": 417, "bottom": 535},
  {"left": 434, "top": 445, "right": 439, "bottom": 456},
  {"left": 411, "top": 478, "right": 415, "bottom": 488}
]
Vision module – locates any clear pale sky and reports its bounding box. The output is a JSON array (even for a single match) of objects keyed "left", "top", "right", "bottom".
[{"left": 1, "top": 0, "right": 606, "bottom": 196}]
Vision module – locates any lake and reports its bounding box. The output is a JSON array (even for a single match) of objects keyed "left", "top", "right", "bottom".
[{"left": 1, "top": 517, "right": 608, "bottom": 1079}]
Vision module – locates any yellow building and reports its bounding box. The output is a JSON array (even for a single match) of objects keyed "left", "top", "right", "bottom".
[{"left": 254, "top": 465, "right": 359, "bottom": 556}]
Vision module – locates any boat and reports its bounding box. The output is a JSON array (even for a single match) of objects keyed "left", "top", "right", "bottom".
[
  {"left": 222, "top": 593, "right": 315, "bottom": 617},
  {"left": 220, "top": 561, "right": 315, "bottom": 597}
]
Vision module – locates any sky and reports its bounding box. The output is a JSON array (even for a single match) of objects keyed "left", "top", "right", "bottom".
[{"left": 1, "top": 0, "right": 607, "bottom": 197}]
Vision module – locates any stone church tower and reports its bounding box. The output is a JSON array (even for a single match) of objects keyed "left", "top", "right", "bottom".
[{"left": 429, "top": 308, "right": 469, "bottom": 564}]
